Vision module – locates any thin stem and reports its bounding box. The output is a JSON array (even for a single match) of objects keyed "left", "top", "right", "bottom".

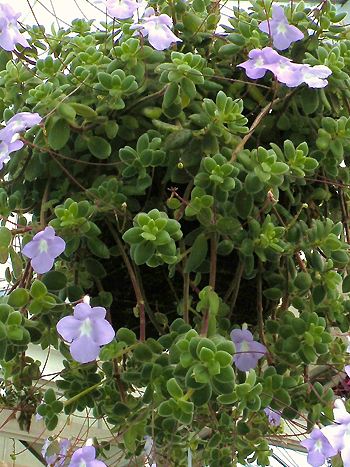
[
  {"left": 40, "top": 178, "right": 50, "bottom": 227},
  {"left": 227, "top": 261, "right": 244, "bottom": 320},
  {"left": 257, "top": 263, "right": 273, "bottom": 365},
  {"left": 209, "top": 233, "right": 217, "bottom": 289},
  {"left": 106, "top": 220, "right": 146, "bottom": 341},
  {"left": 64, "top": 380, "right": 104, "bottom": 407}
]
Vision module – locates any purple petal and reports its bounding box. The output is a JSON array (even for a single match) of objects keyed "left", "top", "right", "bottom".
[
  {"left": 233, "top": 353, "right": 260, "bottom": 371},
  {"left": 22, "top": 240, "right": 40, "bottom": 259},
  {"left": 91, "top": 306, "right": 107, "bottom": 319},
  {"left": 70, "top": 335, "right": 100, "bottom": 363},
  {"left": 56, "top": 316, "right": 81, "bottom": 342},
  {"left": 31, "top": 252, "right": 54, "bottom": 274},
  {"left": 146, "top": 25, "right": 181, "bottom": 50},
  {"left": 74, "top": 303, "right": 93, "bottom": 320},
  {"left": 230, "top": 329, "right": 253, "bottom": 343},
  {"left": 345, "top": 365, "right": 350, "bottom": 378},
  {"left": 91, "top": 319, "right": 115, "bottom": 345},
  {"left": 47, "top": 236, "right": 66, "bottom": 257}
]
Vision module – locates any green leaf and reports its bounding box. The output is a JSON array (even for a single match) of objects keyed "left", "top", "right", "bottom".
[
  {"left": 163, "top": 82, "right": 179, "bottom": 108},
  {"left": 0, "top": 227, "right": 11, "bottom": 247},
  {"left": 235, "top": 190, "right": 253, "bottom": 219},
  {"left": 8, "top": 288, "right": 29, "bottom": 307},
  {"left": 116, "top": 327, "right": 136, "bottom": 345},
  {"left": 86, "top": 237, "right": 110, "bottom": 259},
  {"left": 132, "top": 242, "right": 155, "bottom": 265},
  {"left": 9, "top": 247, "right": 22, "bottom": 279},
  {"left": 343, "top": 275, "right": 350, "bottom": 293},
  {"left": 30, "top": 280, "right": 48, "bottom": 299},
  {"left": 87, "top": 136, "right": 112, "bottom": 159},
  {"left": 42, "top": 271, "right": 67, "bottom": 290},
  {"left": 48, "top": 118, "right": 70, "bottom": 150},
  {"left": 70, "top": 103, "right": 97, "bottom": 119},
  {"left": 184, "top": 233, "right": 208, "bottom": 273},
  {"left": 166, "top": 378, "right": 183, "bottom": 399}
]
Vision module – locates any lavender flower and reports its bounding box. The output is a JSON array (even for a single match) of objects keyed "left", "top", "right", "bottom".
[
  {"left": 131, "top": 7, "right": 181, "bottom": 50},
  {"left": 68, "top": 446, "right": 106, "bottom": 467},
  {"left": 264, "top": 407, "right": 281, "bottom": 426},
  {"left": 300, "top": 428, "right": 337, "bottom": 467},
  {"left": 259, "top": 5, "right": 304, "bottom": 50},
  {"left": 22, "top": 226, "right": 65, "bottom": 274},
  {"left": 56, "top": 303, "right": 115, "bottom": 364},
  {"left": 42, "top": 438, "right": 70, "bottom": 467},
  {"left": 106, "top": 0, "right": 141, "bottom": 19},
  {"left": 0, "top": 3, "right": 30, "bottom": 52},
  {"left": 238, "top": 47, "right": 332, "bottom": 89},
  {"left": 238, "top": 47, "right": 290, "bottom": 80},
  {"left": 230, "top": 329, "right": 267, "bottom": 371},
  {"left": 0, "top": 112, "right": 42, "bottom": 146},
  {"left": 321, "top": 399, "right": 350, "bottom": 465}
]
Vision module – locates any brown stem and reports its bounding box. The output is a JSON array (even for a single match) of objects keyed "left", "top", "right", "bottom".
[
  {"left": 209, "top": 233, "right": 217, "bottom": 289},
  {"left": 106, "top": 221, "right": 146, "bottom": 341},
  {"left": 227, "top": 261, "right": 244, "bottom": 320},
  {"left": 257, "top": 264, "right": 273, "bottom": 365}
]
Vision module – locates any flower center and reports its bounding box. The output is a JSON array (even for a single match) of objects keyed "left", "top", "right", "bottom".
[
  {"left": 277, "top": 22, "right": 287, "bottom": 35},
  {"left": 39, "top": 239, "right": 48, "bottom": 253},
  {"left": 78, "top": 461, "right": 87, "bottom": 467},
  {"left": 79, "top": 318, "right": 92, "bottom": 337},
  {"left": 240, "top": 341, "right": 250, "bottom": 353},
  {"left": 314, "top": 439, "right": 323, "bottom": 452}
]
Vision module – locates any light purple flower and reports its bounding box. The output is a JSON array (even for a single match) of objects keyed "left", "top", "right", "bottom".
[
  {"left": 0, "top": 3, "right": 30, "bottom": 52},
  {"left": 106, "top": 0, "right": 140, "bottom": 19},
  {"left": 300, "top": 428, "right": 337, "bottom": 467},
  {"left": 259, "top": 5, "right": 304, "bottom": 50},
  {"left": 237, "top": 47, "right": 290, "bottom": 79},
  {"left": 56, "top": 303, "right": 115, "bottom": 364},
  {"left": 22, "top": 226, "right": 65, "bottom": 274},
  {"left": 267, "top": 61, "right": 331, "bottom": 88},
  {"left": 238, "top": 47, "right": 332, "bottom": 89},
  {"left": 68, "top": 446, "right": 106, "bottom": 467},
  {"left": 131, "top": 7, "right": 181, "bottom": 50},
  {"left": 42, "top": 438, "right": 71, "bottom": 467},
  {"left": 264, "top": 407, "right": 281, "bottom": 426},
  {"left": 321, "top": 399, "right": 350, "bottom": 465},
  {"left": 230, "top": 329, "right": 267, "bottom": 371},
  {"left": 0, "top": 112, "right": 42, "bottom": 145}
]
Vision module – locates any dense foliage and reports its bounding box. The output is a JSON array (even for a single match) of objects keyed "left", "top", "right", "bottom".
[{"left": 1, "top": 0, "right": 350, "bottom": 465}]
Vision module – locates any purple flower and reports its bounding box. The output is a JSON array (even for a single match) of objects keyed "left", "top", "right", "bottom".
[
  {"left": 259, "top": 5, "right": 304, "bottom": 50},
  {"left": 106, "top": 0, "right": 141, "bottom": 19},
  {"left": 0, "top": 3, "right": 30, "bottom": 51},
  {"left": 42, "top": 438, "right": 71, "bottom": 467},
  {"left": 131, "top": 8, "right": 181, "bottom": 50},
  {"left": 68, "top": 446, "right": 106, "bottom": 467},
  {"left": 321, "top": 399, "right": 350, "bottom": 465},
  {"left": 238, "top": 47, "right": 332, "bottom": 89},
  {"left": 238, "top": 47, "right": 290, "bottom": 79},
  {"left": 264, "top": 407, "right": 281, "bottom": 426},
  {"left": 22, "top": 226, "right": 65, "bottom": 274},
  {"left": 56, "top": 303, "right": 115, "bottom": 364},
  {"left": 0, "top": 112, "right": 42, "bottom": 146},
  {"left": 230, "top": 329, "right": 267, "bottom": 371},
  {"left": 300, "top": 428, "right": 337, "bottom": 467},
  {"left": 267, "top": 61, "right": 331, "bottom": 88}
]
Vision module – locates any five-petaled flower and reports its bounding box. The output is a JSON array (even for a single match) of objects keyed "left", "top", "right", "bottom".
[
  {"left": 230, "top": 328, "right": 267, "bottom": 371},
  {"left": 264, "top": 407, "right": 281, "bottom": 427},
  {"left": 22, "top": 226, "right": 65, "bottom": 274},
  {"left": 0, "top": 112, "right": 41, "bottom": 171},
  {"left": 56, "top": 302, "right": 115, "bottom": 364},
  {"left": 131, "top": 7, "right": 181, "bottom": 50},
  {"left": 259, "top": 5, "right": 304, "bottom": 50},
  {"left": 238, "top": 47, "right": 332, "bottom": 89},
  {"left": 0, "top": 3, "right": 30, "bottom": 52},
  {"left": 106, "top": 0, "right": 141, "bottom": 19},
  {"left": 300, "top": 428, "right": 337, "bottom": 467},
  {"left": 68, "top": 446, "right": 106, "bottom": 467}
]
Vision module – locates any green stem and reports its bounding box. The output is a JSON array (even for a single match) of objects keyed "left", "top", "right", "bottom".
[{"left": 64, "top": 380, "right": 104, "bottom": 407}]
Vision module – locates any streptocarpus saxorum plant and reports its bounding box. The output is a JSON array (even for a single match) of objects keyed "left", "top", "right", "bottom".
[{"left": 0, "top": 0, "right": 350, "bottom": 465}]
